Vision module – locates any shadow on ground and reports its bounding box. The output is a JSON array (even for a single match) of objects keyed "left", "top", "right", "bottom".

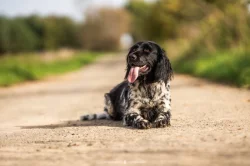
[{"left": 20, "top": 120, "right": 123, "bottom": 129}]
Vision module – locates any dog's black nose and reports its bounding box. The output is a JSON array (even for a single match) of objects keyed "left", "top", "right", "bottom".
[{"left": 129, "top": 54, "right": 137, "bottom": 61}]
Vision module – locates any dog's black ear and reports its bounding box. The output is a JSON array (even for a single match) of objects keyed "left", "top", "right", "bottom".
[
  {"left": 154, "top": 48, "right": 173, "bottom": 83},
  {"left": 124, "top": 65, "right": 131, "bottom": 80},
  {"left": 124, "top": 51, "right": 131, "bottom": 80}
]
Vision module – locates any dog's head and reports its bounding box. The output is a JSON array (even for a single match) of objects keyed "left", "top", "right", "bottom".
[{"left": 125, "top": 41, "right": 173, "bottom": 84}]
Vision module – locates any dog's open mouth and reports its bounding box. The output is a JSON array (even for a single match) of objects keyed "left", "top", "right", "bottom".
[{"left": 128, "top": 65, "right": 149, "bottom": 83}]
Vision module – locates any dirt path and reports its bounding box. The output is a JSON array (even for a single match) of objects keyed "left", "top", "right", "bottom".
[{"left": 0, "top": 55, "right": 250, "bottom": 166}]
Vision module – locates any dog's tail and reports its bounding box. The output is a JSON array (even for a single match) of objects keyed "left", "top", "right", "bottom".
[
  {"left": 81, "top": 93, "right": 113, "bottom": 121},
  {"left": 80, "top": 112, "right": 110, "bottom": 121}
]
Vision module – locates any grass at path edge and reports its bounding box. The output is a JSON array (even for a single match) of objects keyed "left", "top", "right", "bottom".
[
  {"left": 173, "top": 50, "right": 250, "bottom": 88},
  {"left": 0, "top": 52, "right": 104, "bottom": 87}
]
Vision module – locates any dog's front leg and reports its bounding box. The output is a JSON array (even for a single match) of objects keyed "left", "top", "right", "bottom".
[
  {"left": 123, "top": 101, "right": 151, "bottom": 129},
  {"left": 154, "top": 99, "right": 171, "bottom": 128}
]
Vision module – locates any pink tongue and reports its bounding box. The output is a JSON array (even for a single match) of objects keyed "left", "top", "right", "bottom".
[{"left": 128, "top": 67, "right": 139, "bottom": 83}]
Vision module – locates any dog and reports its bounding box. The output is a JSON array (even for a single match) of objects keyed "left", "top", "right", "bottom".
[{"left": 81, "top": 41, "right": 173, "bottom": 129}]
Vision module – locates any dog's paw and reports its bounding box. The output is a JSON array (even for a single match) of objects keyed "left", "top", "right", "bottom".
[
  {"left": 154, "top": 118, "right": 170, "bottom": 128},
  {"left": 154, "top": 113, "right": 171, "bottom": 128},
  {"left": 134, "top": 119, "right": 151, "bottom": 129}
]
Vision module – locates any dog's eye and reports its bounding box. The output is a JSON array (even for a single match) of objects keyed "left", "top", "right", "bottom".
[{"left": 143, "top": 48, "right": 150, "bottom": 53}]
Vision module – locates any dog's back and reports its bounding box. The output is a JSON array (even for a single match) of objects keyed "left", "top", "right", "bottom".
[{"left": 80, "top": 81, "right": 129, "bottom": 121}]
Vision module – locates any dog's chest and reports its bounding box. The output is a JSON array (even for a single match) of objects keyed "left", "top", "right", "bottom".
[{"left": 129, "top": 81, "right": 167, "bottom": 107}]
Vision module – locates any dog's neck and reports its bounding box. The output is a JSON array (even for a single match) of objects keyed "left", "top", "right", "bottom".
[
  {"left": 136, "top": 74, "right": 157, "bottom": 84},
  {"left": 130, "top": 79, "right": 164, "bottom": 86}
]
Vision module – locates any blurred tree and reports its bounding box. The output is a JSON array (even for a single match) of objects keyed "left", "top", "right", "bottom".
[
  {"left": 0, "top": 16, "right": 10, "bottom": 54},
  {"left": 202, "top": 2, "right": 250, "bottom": 50},
  {"left": 81, "top": 8, "right": 131, "bottom": 51},
  {"left": 22, "top": 15, "right": 45, "bottom": 50},
  {"left": 0, "top": 17, "right": 39, "bottom": 53},
  {"left": 144, "top": 1, "right": 178, "bottom": 41},
  {"left": 125, "top": 1, "right": 152, "bottom": 41},
  {"left": 170, "top": 0, "right": 250, "bottom": 59},
  {"left": 126, "top": 0, "right": 206, "bottom": 42},
  {"left": 59, "top": 17, "right": 81, "bottom": 48},
  {"left": 9, "top": 18, "right": 39, "bottom": 53},
  {"left": 43, "top": 16, "right": 80, "bottom": 50},
  {"left": 0, "top": 15, "right": 82, "bottom": 54}
]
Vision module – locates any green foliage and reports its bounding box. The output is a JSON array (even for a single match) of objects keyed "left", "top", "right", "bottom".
[
  {"left": 9, "top": 18, "right": 39, "bottom": 52},
  {"left": 144, "top": 0, "right": 207, "bottom": 41},
  {"left": 0, "top": 16, "right": 10, "bottom": 53},
  {"left": 22, "top": 15, "right": 45, "bottom": 50},
  {"left": 0, "top": 17, "right": 38, "bottom": 53},
  {"left": 170, "top": 1, "right": 250, "bottom": 88},
  {"left": 174, "top": 50, "right": 250, "bottom": 88},
  {"left": 126, "top": 0, "right": 206, "bottom": 42},
  {"left": 126, "top": 0, "right": 250, "bottom": 46},
  {"left": 0, "top": 15, "right": 81, "bottom": 53},
  {"left": 195, "top": 3, "right": 250, "bottom": 51},
  {"left": 125, "top": 1, "right": 152, "bottom": 41},
  {"left": 43, "top": 16, "right": 80, "bottom": 50},
  {"left": 0, "top": 52, "right": 102, "bottom": 86}
]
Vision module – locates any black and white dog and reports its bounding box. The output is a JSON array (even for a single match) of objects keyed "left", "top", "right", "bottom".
[{"left": 81, "top": 41, "right": 173, "bottom": 129}]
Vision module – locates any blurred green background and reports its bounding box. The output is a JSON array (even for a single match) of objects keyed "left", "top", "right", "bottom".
[{"left": 0, "top": 0, "right": 249, "bottom": 87}]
